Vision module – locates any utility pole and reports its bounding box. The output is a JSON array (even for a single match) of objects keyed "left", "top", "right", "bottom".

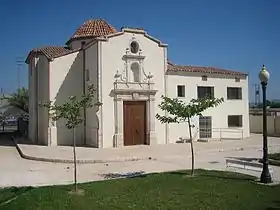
[
  {"left": 0, "top": 88, "right": 3, "bottom": 105},
  {"left": 254, "top": 84, "right": 261, "bottom": 107},
  {"left": 16, "top": 57, "right": 24, "bottom": 89}
]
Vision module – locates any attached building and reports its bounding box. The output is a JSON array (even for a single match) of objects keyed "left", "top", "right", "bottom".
[{"left": 26, "top": 19, "right": 249, "bottom": 147}]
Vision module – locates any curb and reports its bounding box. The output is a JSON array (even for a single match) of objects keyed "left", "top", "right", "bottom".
[
  {"left": 12, "top": 136, "right": 280, "bottom": 164},
  {"left": 12, "top": 136, "right": 155, "bottom": 164},
  {"left": 259, "top": 158, "right": 280, "bottom": 167},
  {"left": 204, "top": 144, "right": 280, "bottom": 154}
]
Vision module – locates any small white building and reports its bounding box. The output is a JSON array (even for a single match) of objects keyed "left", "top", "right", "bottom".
[{"left": 26, "top": 19, "right": 250, "bottom": 147}]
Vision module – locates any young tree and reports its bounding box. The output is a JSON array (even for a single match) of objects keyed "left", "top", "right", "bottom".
[
  {"left": 156, "top": 96, "right": 224, "bottom": 176},
  {"left": 43, "top": 85, "right": 101, "bottom": 192}
]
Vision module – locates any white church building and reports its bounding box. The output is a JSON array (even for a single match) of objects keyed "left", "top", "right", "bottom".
[{"left": 26, "top": 19, "right": 250, "bottom": 148}]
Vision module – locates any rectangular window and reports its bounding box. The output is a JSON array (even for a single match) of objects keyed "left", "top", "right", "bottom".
[
  {"left": 227, "top": 87, "right": 242, "bottom": 100},
  {"left": 197, "top": 86, "right": 214, "bottom": 99},
  {"left": 177, "top": 85, "right": 185, "bottom": 97},
  {"left": 228, "top": 115, "right": 243, "bottom": 127}
]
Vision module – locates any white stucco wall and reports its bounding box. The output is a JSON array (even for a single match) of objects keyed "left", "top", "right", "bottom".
[
  {"left": 28, "top": 32, "right": 250, "bottom": 148},
  {"left": 49, "top": 51, "right": 84, "bottom": 146},
  {"left": 28, "top": 57, "right": 37, "bottom": 142},
  {"left": 100, "top": 32, "right": 166, "bottom": 148},
  {"left": 166, "top": 72, "right": 250, "bottom": 143},
  {"left": 84, "top": 42, "right": 100, "bottom": 147},
  {"left": 36, "top": 55, "right": 49, "bottom": 145},
  {"left": 68, "top": 39, "right": 93, "bottom": 50},
  {"left": 250, "top": 115, "right": 275, "bottom": 134}
]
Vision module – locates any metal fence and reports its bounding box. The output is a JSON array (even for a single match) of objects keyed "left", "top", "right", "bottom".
[
  {"left": 0, "top": 115, "right": 28, "bottom": 136},
  {"left": 197, "top": 127, "right": 244, "bottom": 141}
]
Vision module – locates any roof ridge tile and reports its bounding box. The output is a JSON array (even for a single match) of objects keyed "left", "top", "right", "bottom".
[{"left": 167, "top": 62, "right": 246, "bottom": 76}]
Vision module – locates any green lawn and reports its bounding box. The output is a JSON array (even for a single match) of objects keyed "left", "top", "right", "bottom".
[
  {"left": 1, "top": 170, "right": 280, "bottom": 210},
  {"left": 269, "top": 153, "right": 280, "bottom": 160},
  {"left": 268, "top": 153, "right": 280, "bottom": 166}
]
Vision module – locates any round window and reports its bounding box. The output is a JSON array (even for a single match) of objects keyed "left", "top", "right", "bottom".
[{"left": 130, "top": 41, "right": 139, "bottom": 54}]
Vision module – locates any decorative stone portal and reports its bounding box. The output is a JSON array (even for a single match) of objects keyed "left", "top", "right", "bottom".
[{"left": 112, "top": 82, "right": 158, "bottom": 147}]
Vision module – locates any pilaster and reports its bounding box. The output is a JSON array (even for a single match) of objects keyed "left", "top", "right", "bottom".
[
  {"left": 148, "top": 96, "right": 157, "bottom": 145},
  {"left": 113, "top": 97, "right": 124, "bottom": 147}
]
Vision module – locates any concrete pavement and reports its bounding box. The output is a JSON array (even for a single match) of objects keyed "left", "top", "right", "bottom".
[
  {"left": 0, "top": 133, "right": 280, "bottom": 188},
  {"left": 15, "top": 134, "right": 280, "bottom": 163}
]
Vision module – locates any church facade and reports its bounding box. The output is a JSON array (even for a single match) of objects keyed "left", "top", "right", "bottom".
[{"left": 26, "top": 19, "right": 250, "bottom": 148}]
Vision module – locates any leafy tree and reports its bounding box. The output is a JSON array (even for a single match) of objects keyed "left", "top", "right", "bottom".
[
  {"left": 42, "top": 85, "right": 101, "bottom": 192},
  {"left": 156, "top": 96, "right": 224, "bottom": 176},
  {"left": 270, "top": 102, "right": 280, "bottom": 108},
  {"left": 7, "top": 87, "right": 28, "bottom": 113}
]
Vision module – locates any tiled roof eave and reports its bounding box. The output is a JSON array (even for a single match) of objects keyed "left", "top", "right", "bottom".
[
  {"left": 25, "top": 51, "right": 49, "bottom": 64},
  {"left": 51, "top": 48, "right": 81, "bottom": 60},
  {"left": 25, "top": 46, "right": 79, "bottom": 64},
  {"left": 65, "top": 35, "right": 97, "bottom": 46},
  {"left": 167, "top": 65, "right": 247, "bottom": 77}
]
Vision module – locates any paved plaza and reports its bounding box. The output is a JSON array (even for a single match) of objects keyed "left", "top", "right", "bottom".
[{"left": 0, "top": 134, "right": 280, "bottom": 187}]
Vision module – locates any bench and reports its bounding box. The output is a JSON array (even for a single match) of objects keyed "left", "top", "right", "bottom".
[{"left": 226, "top": 158, "right": 273, "bottom": 174}]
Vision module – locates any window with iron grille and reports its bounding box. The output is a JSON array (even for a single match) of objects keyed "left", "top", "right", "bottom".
[
  {"left": 177, "top": 85, "right": 185, "bottom": 97},
  {"left": 227, "top": 87, "right": 242, "bottom": 100},
  {"left": 228, "top": 115, "right": 242, "bottom": 127},
  {"left": 197, "top": 86, "right": 214, "bottom": 99}
]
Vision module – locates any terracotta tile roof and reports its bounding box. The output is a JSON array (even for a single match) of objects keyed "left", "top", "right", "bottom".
[
  {"left": 25, "top": 46, "right": 78, "bottom": 63},
  {"left": 66, "top": 19, "right": 117, "bottom": 45},
  {"left": 167, "top": 61, "right": 247, "bottom": 76}
]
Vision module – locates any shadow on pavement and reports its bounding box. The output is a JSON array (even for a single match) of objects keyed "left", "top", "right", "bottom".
[
  {"left": 100, "top": 171, "right": 146, "bottom": 179},
  {"left": 0, "top": 132, "right": 16, "bottom": 147},
  {"left": 226, "top": 156, "right": 259, "bottom": 162}
]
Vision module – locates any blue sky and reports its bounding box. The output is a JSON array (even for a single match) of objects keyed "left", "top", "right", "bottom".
[{"left": 0, "top": 0, "right": 279, "bottom": 101}]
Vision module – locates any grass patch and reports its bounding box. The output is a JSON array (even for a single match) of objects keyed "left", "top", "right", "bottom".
[
  {"left": 0, "top": 170, "right": 280, "bottom": 210},
  {"left": 266, "top": 153, "right": 280, "bottom": 166},
  {"left": 269, "top": 153, "right": 280, "bottom": 161},
  {"left": 0, "top": 187, "right": 33, "bottom": 205}
]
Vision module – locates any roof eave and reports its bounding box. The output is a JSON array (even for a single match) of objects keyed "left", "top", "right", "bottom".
[
  {"left": 166, "top": 69, "right": 247, "bottom": 77},
  {"left": 51, "top": 48, "right": 81, "bottom": 60},
  {"left": 106, "top": 29, "right": 168, "bottom": 48},
  {"left": 25, "top": 51, "right": 51, "bottom": 64}
]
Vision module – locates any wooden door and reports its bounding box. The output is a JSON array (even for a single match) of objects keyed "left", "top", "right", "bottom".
[{"left": 123, "top": 101, "right": 147, "bottom": 146}]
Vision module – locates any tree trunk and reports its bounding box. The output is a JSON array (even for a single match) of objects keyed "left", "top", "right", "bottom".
[
  {"left": 187, "top": 116, "right": 195, "bottom": 176},
  {"left": 73, "top": 128, "right": 77, "bottom": 192}
]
